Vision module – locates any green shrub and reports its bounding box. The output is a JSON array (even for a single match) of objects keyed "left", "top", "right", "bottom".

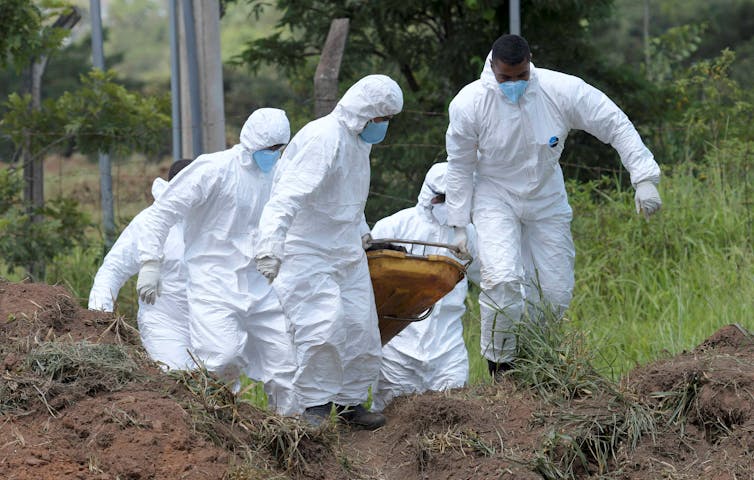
[{"left": 0, "top": 167, "right": 90, "bottom": 278}]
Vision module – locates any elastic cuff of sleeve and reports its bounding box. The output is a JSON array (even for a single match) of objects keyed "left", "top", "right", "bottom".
[{"left": 633, "top": 176, "right": 660, "bottom": 188}]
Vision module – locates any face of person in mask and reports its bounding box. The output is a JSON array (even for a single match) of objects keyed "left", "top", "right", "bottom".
[
  {"left": 252, "top": 143, "right": 285, "bottom": 173},
  {"left": 490, "top": 57, "right": 531, "bottom": 103},
  {"left": 359, "top": 115, "right": 394, "bottom": 144},
  {"left": 490, "top": 57, "right": 531, "bottom": 83},
  {"left": 430, "top": 192, "right": 448, "bottom": 225}
]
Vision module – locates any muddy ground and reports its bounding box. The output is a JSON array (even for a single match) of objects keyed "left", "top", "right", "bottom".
[{"left": 1, "top": 279, "right": 752, "bottom": 479}]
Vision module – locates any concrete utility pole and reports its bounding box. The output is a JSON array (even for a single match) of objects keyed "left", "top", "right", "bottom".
[
  {"left": 90, "top": 0, "right": 115, "bottom": 252},
  {"left": 169, "top": 0, "right": 182, "bottom": 161},
  {"left": 510, "top": 0, "right": 521, "bottom": 35},
  {"left": 314, "top": 18, "right": 350, "bottom": 118},
  {"left": 177, "top": 0, "right": 225, "bottom": 158}
]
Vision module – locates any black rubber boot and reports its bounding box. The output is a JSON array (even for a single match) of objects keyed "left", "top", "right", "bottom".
[
  {"left": 336, "top": 404, "right": 386, "bottom": 430},
  {"left": 487, "top": 359, "right": 514, "bottom": 380},
  {"left": 302, "top": 402, "right": 333, "bottom": 427}
]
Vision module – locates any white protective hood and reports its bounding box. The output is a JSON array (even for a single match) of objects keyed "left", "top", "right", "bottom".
[
  {"left": 416, "top": 162, "right": 448, "bottom": 223},
  {"left": 151, "top": 177, "right": 168, "bottom": 200},
  {"left": 332, "top": 74, "right": 404, "bottom": 134},
  {"left": 240, "top": 108, "right": 291, "bottom": 153}
]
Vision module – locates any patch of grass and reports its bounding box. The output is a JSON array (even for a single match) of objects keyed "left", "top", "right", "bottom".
[
  {"left": 0, "top": 373, "right": 52, "bottom": 414},
  {"left": 170, "top": 358, "right": 339, "bottom": 477},
  {"left": 168, "top": 360, "right": 243, "bottom": 444},
  {"left": 224, "top": 463, "right": 290, "bottom": 480},
  {"left": 649, "top": 370, "right": 703, "bottom": 431},
  {"left": 511, "top": 310, "right": 609, "bottom": 401},
  {"left": 254, "top": 413, "right": 338, "bottom": 474},
  {"left": 417, "top": 426, "right": 498, "bottom": 472},
  {"left": 568, "top": 149, "right": 754, "bottom": 376},
  {"left": 27, "top": 341, "right": 141, "bottom": 386},
  {"left": 462, "top": 286, "right": 491, "bottom": 386},
  {"left": 1, "top": 341, "right": 145, "bottom": 415},
  {"left": 532, "top": 396, "right": 656, "bottom": 479}
]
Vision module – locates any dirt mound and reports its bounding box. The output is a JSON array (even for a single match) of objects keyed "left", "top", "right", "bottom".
[
  {"left": 0, "top": 280, "right": 231, "bottom": 479},
  {"left": 2, "top": 280, "right": 754, "bottom": 479},
  {"left": 0, "top": 280, "right": 352, "bottom": 479},
  {"left": 343, "top": 324, "right": 754, "bottom": 479},
  {"left": 346, "top": 384, "right": 544, "bottom": 479},
  {"left": 0, "top": 280, "right": 136, "bottom": 345}
]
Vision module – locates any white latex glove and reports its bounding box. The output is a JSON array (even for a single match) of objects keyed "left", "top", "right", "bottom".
[
  {"left": 361, "top": 233, "right": 373, "bottom": 250},
  {"left": 634, "top": 181, "right": 662, "bottom": 219},
  {"left": 451, "top": 226, "right": 472, "bottom": 261},
  {"left": 256, "top": 255, "right": 281, "bottom": 283},
  {"left": 137, "top": 260, "right": 161, "bottom": 305}
]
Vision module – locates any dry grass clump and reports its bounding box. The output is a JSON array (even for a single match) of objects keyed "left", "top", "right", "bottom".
[
  {"left": 417, "top": 426, "right": 498, "bottom": 472},
  {"left": 223, "top": 463, "right": 290, "bottom": 480},
  {"left": 0, "top": 373, "right": 55, "bottom": 414},
  {"left": 1, "top": 341, "right": 144, "bottom": 415},
  {"left": 170, "top": 358, "right": 339, "bottom": 478},
  {"left": 532, "top": 395, "right": 656, "bottom": 479},
  {"left": 27, "top": 341, "right": 141, "bottom": 385}
]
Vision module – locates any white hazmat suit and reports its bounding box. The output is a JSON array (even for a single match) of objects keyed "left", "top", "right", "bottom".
[
  {"left": 446, "top": 53, "right": 661, "bottom": 364},
  {"left": 255, "top": 75, "right": 404, "bottom": 411},
  {"left": 136, "top": 108, "right": 298, "bottom": 415},
  {"left": 370, "top": 162, "right": 478, "bottom": 412},
  {"left": 89, "top": 178, "right": 191, "bottom": 370}
]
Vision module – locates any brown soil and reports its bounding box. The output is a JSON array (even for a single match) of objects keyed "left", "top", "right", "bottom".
[{"left": 2, "top": 279, "right": 754, "bottom": 479}]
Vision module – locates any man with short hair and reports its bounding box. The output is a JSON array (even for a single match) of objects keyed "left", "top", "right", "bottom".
[
  {"left": 445, "top": 34, "right": 662, "bottom": 376},
  {"left": 254, "top": 75, "right": 404, "bottom": 429}
]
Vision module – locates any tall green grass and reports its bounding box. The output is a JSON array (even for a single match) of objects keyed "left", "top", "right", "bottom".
[{"left": 565, "top": 140, "right": 753, "bottom": 376}]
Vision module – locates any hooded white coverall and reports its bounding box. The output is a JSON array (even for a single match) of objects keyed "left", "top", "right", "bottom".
[
  {"left": 370, "top": 162, "right": 478, "bottom": 412},
  {"left": 88, "top": 178, "right": 191, "bottom": 370},
  {"left": 136, "top": 108, "right": 298, "bottom": 415},
  {"left": 255, "top": 75, "right": 404, "bottom": 409},
  {"left": 445, "top": 54, "right": 661, "bottom": 363}
]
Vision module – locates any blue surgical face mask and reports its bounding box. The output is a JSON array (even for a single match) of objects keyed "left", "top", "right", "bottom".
[
  {"left": 252, "top": 149, "right": 281, "bottom": 173},
  {"left": 359, "top": 120, "right": 389, "bottom": 144},
  {"left": 498, "top": 80, "right": 528, "bottom": 103}
]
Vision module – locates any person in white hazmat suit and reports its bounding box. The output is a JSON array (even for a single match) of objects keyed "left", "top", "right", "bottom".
[
  {"left": 254, "top": 75, "right": 404, "bottom": 429},
  {"left": 135, "top": 108, "right": 298, "bottom": 415},
  {"left": 369, "top": 162, "right": 480, "bottom": 412},
  {"left": 445, "top": 34, "right": 663, "bottom": 377},
  {"left": 88, "top": 159, "right": 193, "bottom": 370}
]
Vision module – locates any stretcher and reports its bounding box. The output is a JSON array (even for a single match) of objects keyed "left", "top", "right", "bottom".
[{"left": 367, "top": 239, "right": 468, "bottom": 345}]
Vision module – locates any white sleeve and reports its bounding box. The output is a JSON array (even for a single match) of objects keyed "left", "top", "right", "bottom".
[
  {"left": 256, "top": 136, "right": 334, "bottom": 259},
  {"left": 569, "top": 80, "right": 661, "bottom": 186},
  {"left": 88, "top": 220, "right": 141, "bottom": 311},
  {"left": 445, "top": 94, "right": 480, "bottom": 227},
  {"left": 369, "top": 217, "right": 397, "bottom": 240},
  {"left": 136, "top": 160, "right": 217, "bottom": 264}
]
